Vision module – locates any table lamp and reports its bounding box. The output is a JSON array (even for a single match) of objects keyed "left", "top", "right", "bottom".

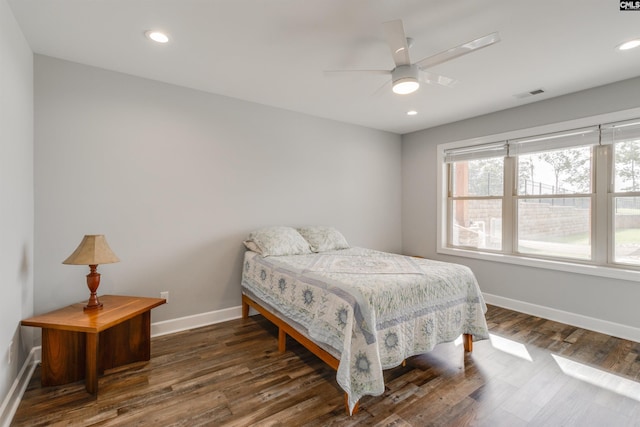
[{"left": 63, "top": 234, "right": 120, "bottom": 310}]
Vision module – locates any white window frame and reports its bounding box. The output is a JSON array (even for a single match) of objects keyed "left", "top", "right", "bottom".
[
  {"left": 437, "top": 107, "right": 640, "bottom": 282},
  {"left": 512, "top": 134, "right": 597, "bottom": 262},
  {"left": 446, "top": 145, "right": 506, "bottom": 253}
]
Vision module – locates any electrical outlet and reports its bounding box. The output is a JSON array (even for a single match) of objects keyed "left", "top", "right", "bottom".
[
  {"left": 160, "top": 291, "right": 169, "bottom": 303},
  {"left": 8, "top": 341, "right": 13, "bottom": 365}
]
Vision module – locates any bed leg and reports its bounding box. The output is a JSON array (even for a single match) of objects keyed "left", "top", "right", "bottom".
[
  {"left": 344, "top": 393, "right": 359, "bottom": 415},
  {"left": 463, "top": 333, "right": 473, "bottom": 352},
  {"left": 241, "top": 299, "right": 250, "bottom": 319},
  {"left": 278, "top": 328, "right": 286, "bottom": 353}
]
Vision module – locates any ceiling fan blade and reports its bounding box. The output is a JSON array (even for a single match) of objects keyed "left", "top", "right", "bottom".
[
  {"left": 323, "top": 69, "right": 391, "bottom": 76},
  {"left": 415, "top": 32, "right": 501, "bottom": 69},
  {"left": 372, "top": 79, "right": 392, "bottom": 96},
  {"left": 382, "top": 20, "right": 411, "bottom": 67},
  {"left": 421, "top": 70, "right": 458, "bottom": 88}
]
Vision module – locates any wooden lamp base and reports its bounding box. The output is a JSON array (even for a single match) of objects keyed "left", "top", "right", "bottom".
[{"left": 84, "top": 264, "right": 103, "bottom": 311}]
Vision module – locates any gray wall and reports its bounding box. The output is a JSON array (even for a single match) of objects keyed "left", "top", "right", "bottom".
[
  {"left": 402, "top": 76, "right": 640, "bottom": 331},
  {"left": 34, "top": 55, "right": 402, "bottom": 322},
  {"left": 0, "top": 0, "right": 34, "bottom": 408}
]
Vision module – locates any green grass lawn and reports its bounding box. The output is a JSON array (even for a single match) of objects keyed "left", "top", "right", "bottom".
[
  {"left": 539, "top": 228, "right": 640, "bottom": 245},
  {"left": 615, "top": 228, "right": 640, "bottom": 244},
  {"left": 544, "top": 232, "right": 590, "bottom": 245},
  {"left": 519, "top": 228, "right": 640, "bottom": 261}
]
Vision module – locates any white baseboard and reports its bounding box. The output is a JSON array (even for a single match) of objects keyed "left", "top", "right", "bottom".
[
  {"left": 483, "top": 292, "right": 640, "bottom": 343},
  {"left": 0, "top": 346, "right": 40, "bottom": 427},
  {"left": 151, "top": 305, "right": 244, "bottom": 337}
]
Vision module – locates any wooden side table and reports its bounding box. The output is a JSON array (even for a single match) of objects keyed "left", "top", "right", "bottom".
[{"left": 21, "top": 295, "right": 165, "bottom": 395}]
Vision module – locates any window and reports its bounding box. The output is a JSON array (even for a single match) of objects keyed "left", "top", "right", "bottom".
[
  {"left": 513, "top": 129, "right": 596, "bottom": 261},
  {"left": 606, "top": 120, "right": 640, "bottom": 266},
  {"left": 441, "top": 119, "right": 640, "bottom": 273},
  {"left": 447, "top": 144, "right": 505, "bottom": 251}
]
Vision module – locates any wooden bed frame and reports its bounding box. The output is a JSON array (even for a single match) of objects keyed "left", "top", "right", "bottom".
[{"left": 241, "top": 293, "right": 474, "bottom": 415}]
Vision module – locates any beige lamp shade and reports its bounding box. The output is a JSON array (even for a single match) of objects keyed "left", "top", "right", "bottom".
[{"left": 63, "top": 235, "right": 120, "bottom": 265}]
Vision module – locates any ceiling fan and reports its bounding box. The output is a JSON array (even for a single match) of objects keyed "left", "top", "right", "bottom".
[{"left": 328, "top": 20, "right": 501, "bottom": 95}]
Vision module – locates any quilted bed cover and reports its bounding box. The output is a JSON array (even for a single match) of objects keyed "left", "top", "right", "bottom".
[{"left": 241, "top": 247, "right": 489, "bottom": 413}]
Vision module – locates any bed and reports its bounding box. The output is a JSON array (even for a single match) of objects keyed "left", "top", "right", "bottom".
[{"left": 240, "top": 226, "right": 489, "bottom": 414}]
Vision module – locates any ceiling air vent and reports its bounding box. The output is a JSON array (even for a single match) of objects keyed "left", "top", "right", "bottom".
[{"left": 514, "top": 88, "right": 545, "bottom": 99}]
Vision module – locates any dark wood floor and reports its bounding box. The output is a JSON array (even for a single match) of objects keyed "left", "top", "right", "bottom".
[{"left": 11, "top": 304, "right": 640, "bottom": 426}]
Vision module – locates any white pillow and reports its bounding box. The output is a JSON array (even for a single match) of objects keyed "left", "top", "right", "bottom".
[
  {"left": 243, "top": 226, "right": 312, "bottom": 256},
  {"left": 297, "top": 226, "right": 350, "bottom": 252}
]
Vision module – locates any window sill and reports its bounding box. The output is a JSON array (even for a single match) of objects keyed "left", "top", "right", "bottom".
[{"left": 437, "top": 246, "right": 640, "bottom": 282}]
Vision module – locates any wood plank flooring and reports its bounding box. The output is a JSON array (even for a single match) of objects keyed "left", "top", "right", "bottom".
[{"left": 11, "top": 305, "right": 640, "bottom": 426}]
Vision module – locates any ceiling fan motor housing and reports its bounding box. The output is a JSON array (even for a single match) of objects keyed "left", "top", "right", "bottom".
[{"left": 391, "top": 64, "right": 420, "bottom": 94}]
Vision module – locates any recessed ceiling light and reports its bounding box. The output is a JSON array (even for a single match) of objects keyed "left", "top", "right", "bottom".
[
  {"left": 407, "top": 110, "right": 418, "bottom": 116},
  {"left": 145, "top": 30, "right": 169, "bottom": 43},
  {"left": 617, "top": 39, "right": 640, "bottom": 51}
]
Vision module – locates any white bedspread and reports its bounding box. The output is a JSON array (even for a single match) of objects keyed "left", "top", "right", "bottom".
[{"left": 241, "top": 247, "right": 489, "bottom": 413}]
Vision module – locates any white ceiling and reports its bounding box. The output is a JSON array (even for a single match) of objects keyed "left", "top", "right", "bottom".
[{"left": 8, "top": 0, "right": 640, "bottom": 134}]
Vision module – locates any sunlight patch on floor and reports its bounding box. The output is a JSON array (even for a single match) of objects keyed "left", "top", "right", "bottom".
[
  {"left": 489, "top": 333, "right": 533, "bottom": 361},
  {"left": 455, "top": 333, "right": 533, "bottom": 361},
  {"left": 552, "top": 354, "right": 640, "bottom": 402}
]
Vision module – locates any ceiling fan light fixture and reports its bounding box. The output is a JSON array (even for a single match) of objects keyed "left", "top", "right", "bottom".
[
  {"left": 391, "top": 64, "right": 420, "bottom": 95},
  {"left": 393, "top": 78, "right": 420, "bottom": 94}
]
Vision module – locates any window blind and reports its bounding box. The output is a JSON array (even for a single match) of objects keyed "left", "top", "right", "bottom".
[
  {"left": 508, "top": 126, "right": 600, "bottom": 156},
  {"left": 444, "top": 141, "right": 507, "bottom": 163},
  {"left": 444, "top": 120, "right": 640, "bottom": 163},
  {"left": 601, "top": 119, "right": 640, "bottom": 145}
]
